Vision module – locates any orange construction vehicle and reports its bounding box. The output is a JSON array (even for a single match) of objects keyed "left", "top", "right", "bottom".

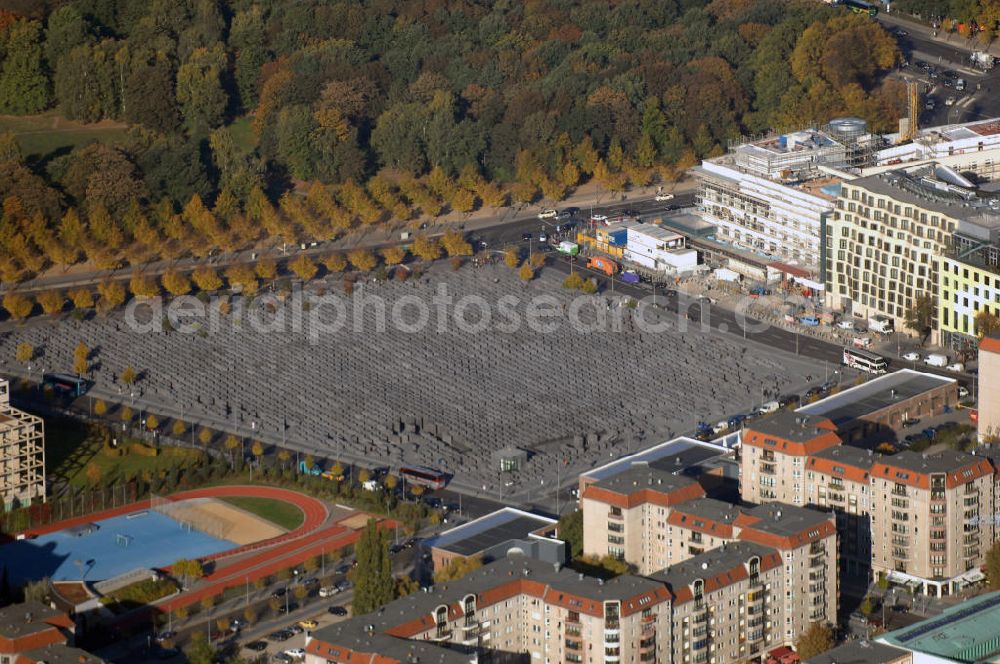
[{"left": 587, "top": 256, "right": 618, "bottom": 276}]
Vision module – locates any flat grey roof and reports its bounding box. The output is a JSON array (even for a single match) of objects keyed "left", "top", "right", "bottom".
[
  {"left": 849, "top": 166, "right": 1000, "bottom": 223},
  {"left": 741, "top": 502, "right": 833, "bottom": 537},
  {"left": 426, "top": 508, "right": 555, "bottom": 556},
  {"left": 650, "top": 541, "right": 775, "bottom": 589},
  {"left": 581, "top": 437, "right": 725, "bottom": 483},
  {"left": 876, "top": 448, "right": 982, "bottom": 475},
  {"left": 746, "top": 410, "right": 835, "bottom": 443},
  {"left": 797, "top": 369, "right": 954, "bottom": 427},
  {"left": 672, "top": 497, "right": 741, "bottom": 524},
  {"left": 805, "top": 640, "right": 909, "bottom": 664},
  {"left": 593, "top": 461, "right": 701, "bottom": 494},
  {"left": 809, "top": 444, "right": 878, "bottom": 471}
]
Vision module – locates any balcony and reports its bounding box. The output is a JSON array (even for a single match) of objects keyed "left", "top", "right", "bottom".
[
  {"left": 892, "top": 487, "right": 908, "bottom": 497},
  {"left": 565, "top": 639, "right": 581, "bottom": 651},
  {"left": 432, "top": 626, "right": 452, "bottom": 641},
  {"left": 761, "top": 463, "right": 777, "bottom": 475},
  {"left": 747, "top": 590, "right": 765, "bottom": 603},
  {"left": 810, "top": 558, "right": 826, "bottom": 568},
  {"left": 608, "top": 511, "right": 623, "bottom": 521},
  {"left": 809, "top": 543, "right": 825, "bottom": 556}
]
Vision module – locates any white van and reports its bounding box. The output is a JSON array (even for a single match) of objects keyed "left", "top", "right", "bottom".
[
  {"left": 759, "top": 401, "right": 780, "bottom": 415},
  {"left": 925, "top": 353, "right": 948, "bottom": 368}
]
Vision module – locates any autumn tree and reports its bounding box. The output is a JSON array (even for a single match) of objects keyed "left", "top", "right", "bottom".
[
  {"left": 162, "top": 269, "right": 192, "bottom": 296},
  {"left": 129, "top": 272, "right": 159, "bottom": 299},
  {"left": 433, "top": 556, "right": 483, "bottom": 583},
  {"left": 380, "top": 246, "right": 407, "bottom": 266},
  {"left": 441, "top": 230, "right": 472, "bottom": 257},
  {"left": 976, "top": 310, "right": 1000, "bottom": 339},
  {"left": 192, "top": 266, "right": 223, "bottom": 292},
  {"left": 15, "top": 342, "right": 33, "bottom": 364},
  {"left": 794, "top": 623, "right": 834, "bottom": 660},
  {"left": 288, "top": 254, "right": 317, "bottom": 281},
  {"left": 68, "top": 288, "right": 94, "bottom": 310},
  {"left": 412, "top": 235, "right": 442, "bottom": 262},
  {"left": 121, "top": 366, "right": 137, "bottom": 386},
  {"left": 225, "top": 264, "right": 258, "bottom": 294},
  {"left": 36, "top": 290, "right": 64, "bottom": 315},
  {"left": 323, "top": 253, "right": 348, "bottom": 273},
  {"left": 96, "top": 280, "right": 126, "bottom": 313},
  {"left": 519, "top": 262, "right": 535, "bottom": 281},
  {"left": 73, "top": 341, "right": 89, "bottom": 376},
  {"left": 254, "top": 257, "right": 277, "bottom": 280},
  {"left": 3, "top": 292, "right": 32, "bottom": 320},
  {"left": 503, "top": 246, "right": 519, "bottom": 268},
  {"left": 347, "top": 248, "right": 377, "bottom": 272}
]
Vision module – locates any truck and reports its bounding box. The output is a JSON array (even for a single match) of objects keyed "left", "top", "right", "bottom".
[
  {"left": 620, "top": 270, "right": 641, "bottom": 284},
  {"left": 587, "top": 256, "right": 618, "bottom": 276},
  {"left": 557, "top": 241, "right": 579, "bottom": 256},
  {"left": 924, "top": 353, "right": 948, "bottom": 368},
  {"left": 868, "top": 315, "right": 894, "bottom": 334}
]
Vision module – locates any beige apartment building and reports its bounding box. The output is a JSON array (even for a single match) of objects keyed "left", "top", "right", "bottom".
[
  {"left": 305, "top": 554, "right": 672, "bottom": 664},
  {"left": 653, "top": 542, "right": 784, "bottom": 664},
  {"left": 825, "top": 165, "right": 968, "bottom": 337},
  {"left": 805, "top": 445, "right": 875, "bottom": 576},
  {"left": 740, "top": 411, "right": 841, "bottom": 506},
  {"left": 980, "top": 335, "right": 1000, "bottom": 442},
  {"left": 869, "top": 449, "right": 994, "bottom": 596},
  {"left": 735, "top": 504, "right": 838, "bottom": 642},
  {"left": 0, "top": 379, "right": 45, "bottom": 510},
  {"left": 581, "top": 461, "right": 706, "bottom": 575}
]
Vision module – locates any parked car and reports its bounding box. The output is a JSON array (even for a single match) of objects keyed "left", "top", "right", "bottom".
[
  {"left": 946, "top": 362, "right": 965, "bottom": 372},
  {"left": 319, "top": 586, "right": 339, "bottom": 598},
  {"left": 155, "top": 631, "right": 177, "bottom": 643},
  {"left": 284, "top": 648, "right": 307, "bottom": 660},
  {"left": 388, "top": 544, "right": 405, "bottom": 554},
  {"left": 271, "top": 587, "right": 286, "bottom": 598},
  {"left": 902, "top": 418, "right": 921, "bottom": 427},
  {"left": 959, "top": 386, "right": 970, "bottom": 398},
  {"left": 335, "top": 564, "right": 351, "bottom": 575},
  {"left": 521, "top": 232, "right": 533, "bottom": 242},
  {"left": 758, "top": 400, "right": 781, "bottom": 414},
  {"left": 245, "top": 641, "right": 268, "bottom": 652},
  {"left": 591, "top": 214, "right": 608, "bottom": 224},
  {"left": 272, "top": 654, "right": 294, "bottom": 664},
  {"left": 654, "top": 192, "right": 674, "bottom": 201},
  {"left": 538, "top": 232, "right": 547, "bottom": 243},
  {"left": 298, "top": 619, "right": 319, "bottom": 630},
  {"left": 538, "top": 208, "right": 558, "bottom": 219},
  {"left": 850, "top": 611, "right": 868, "bottom": 624},
  {"left": 903, "top": 351, "right": 921, "bottom": 362},
  {"left": 277, "top": 603, "right": 299, "bottom": 615},
  {"left": 267, "top": 630, "right": 293, "bottom": 642},
  {"left": 335, "top": 580, "right": 352, "bottom": 592},
  {"left": 328, "top": 605, "right": 348, "bottom": 616}
]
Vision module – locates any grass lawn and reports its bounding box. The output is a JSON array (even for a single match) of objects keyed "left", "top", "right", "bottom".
[
  {"left": 219, "top": 495, "right": 304, "bottom": 531},
  {"left": 225, "top": 116, "right": 257, "bottom": 153},
  {"left": 0, "top": 112, "right": 131, "bottom": 160},
  {"left": 45, "top": 418, "right": 204, "bottom": 489}
]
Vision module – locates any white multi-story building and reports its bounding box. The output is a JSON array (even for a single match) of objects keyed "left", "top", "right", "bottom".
[
  {"left": 0, "top": 379, "right": 45, "bottom": 510},
  {"left": 622, "top": 223, "right": 697, "bottom": 274},
  {"left": 697, "top": 128, "right": 847, "bottom": 278}
]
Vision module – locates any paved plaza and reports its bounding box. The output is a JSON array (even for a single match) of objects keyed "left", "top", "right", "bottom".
[{"left": 0, "top": 264, "right": 825, "bottom": 497}]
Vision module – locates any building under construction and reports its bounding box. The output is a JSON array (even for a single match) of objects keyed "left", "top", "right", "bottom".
[{"left": 0, "top": 379, "right": 45, "bottom": 510}]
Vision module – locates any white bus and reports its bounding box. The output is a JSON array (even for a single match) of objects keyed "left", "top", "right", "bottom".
[{"left": 843, "top": 347, "right": 888, "bottom": 374}]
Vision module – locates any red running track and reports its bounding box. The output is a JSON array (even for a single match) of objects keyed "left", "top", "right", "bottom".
[{"left": 16, "top": 484, "right": 391, "bottom": 620}]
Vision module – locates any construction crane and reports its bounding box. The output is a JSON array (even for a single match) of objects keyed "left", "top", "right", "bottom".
[{"left": 899, "top": 79, "right": 920, "bottom": 143}]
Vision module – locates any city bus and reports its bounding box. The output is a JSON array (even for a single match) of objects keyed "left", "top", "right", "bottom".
[
  {"left": 400, "top": 466, "right": 448, "bottom": 490},
  {"left": 42, "top": 373, "right": 90, "bottom": 398},
  {"left": 843, "top": 347, "right": 888, "bottom": 375},
  {"left": 841, "top": 0, "right": 878, "bottom": 16}
]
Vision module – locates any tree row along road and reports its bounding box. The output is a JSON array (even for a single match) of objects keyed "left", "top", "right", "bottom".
[{"left": 1, "top": 189, "right": 692, "bottom": 297}]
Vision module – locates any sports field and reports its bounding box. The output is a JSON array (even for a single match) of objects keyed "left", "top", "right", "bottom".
[{"left": 2, "top": 509, "right": 235, "bottom": 585}]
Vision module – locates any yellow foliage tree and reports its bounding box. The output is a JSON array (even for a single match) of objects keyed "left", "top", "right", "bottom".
[
  {"left": 289, "top": 254, "right": 318, "bottom": 281},
  {"left": 3, "top": 292, "right": 32, "bottom": 320},
  {"left": 381, "top": 246, "right": 407, "bottom": 266},
  {"left": 346, "top": 248, "right": 377, "bottom": 272},
  {"left": 36, "top": 290, "right": 64, "bottom": 315},
  {"left": 412, "top": 235, "right": 442, "bottom": 262}
]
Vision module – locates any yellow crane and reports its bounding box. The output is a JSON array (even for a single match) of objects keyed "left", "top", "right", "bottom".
[{"left": 900, "top": 79, "right": 920, "bottom": 142}]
